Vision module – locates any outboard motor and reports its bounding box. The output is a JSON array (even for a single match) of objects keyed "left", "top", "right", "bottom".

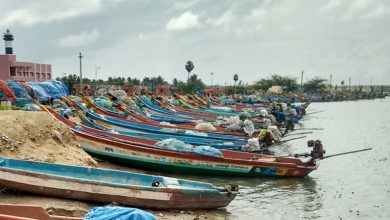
[{"left": 308, "top": 140, "right": 325, "bottom": 159}]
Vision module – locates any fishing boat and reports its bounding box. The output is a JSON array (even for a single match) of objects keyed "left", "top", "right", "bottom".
[
  {"left": 72, "top": 96, "right": 242, "bottom": 136},
  {"left": 0, "top": 203, "right": 82, "bottom": 220},
  {"left": 44, "top": 106, "right": 320, "bottom": 177},
  {"left": 0, "top": 157, "right": 238, "bottom": 209}
]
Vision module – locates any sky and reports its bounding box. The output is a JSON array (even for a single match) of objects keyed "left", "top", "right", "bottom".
[{"left": 0, "top": 0, "right": 389, "bottom": 86}]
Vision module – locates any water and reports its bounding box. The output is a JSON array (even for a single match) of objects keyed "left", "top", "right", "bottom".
[
  {"left": 3, "top": 98, "right": 390, "bottom": 219},
  {"left": 172, "top": 98, "right": 390, "bottom": 219}
]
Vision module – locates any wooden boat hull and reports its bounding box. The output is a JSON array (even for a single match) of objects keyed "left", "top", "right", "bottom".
[
  {"left": 0, "top": 203, "right": 82, "bottom": 220},
  {"left": 76, "top": 132, "right": 316, "bottom": 177},
  {"left": 0, "top": 158, "right": 236, "bottom": 210}
]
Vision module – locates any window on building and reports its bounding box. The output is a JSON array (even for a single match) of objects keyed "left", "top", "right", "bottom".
[
  {"left": 10, "top": 67, "right": 16, "bottom": 76},
  {"left": 47, "top": 73, "right": 51, "bottom": 79},
  {"left": 42, "top": 73, "right": 46, "bottom": 80},
  {"left": 36, "top": 73, "right": 40, "bottom": 79},
  {"left": 30, "top": 72, "right": 34, "bottom": 77}
]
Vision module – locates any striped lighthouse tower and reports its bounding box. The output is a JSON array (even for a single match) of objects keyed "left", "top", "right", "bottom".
[{"left": 3, "top": 29, "right": 14, "bottom": 54}]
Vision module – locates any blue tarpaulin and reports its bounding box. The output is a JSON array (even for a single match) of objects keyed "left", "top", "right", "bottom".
[
  {"left": 84, "top": 207, "right": 157, "bottom": 220},
  {"left": 25, "top": 82, "right": 51, "bottom": 103}
]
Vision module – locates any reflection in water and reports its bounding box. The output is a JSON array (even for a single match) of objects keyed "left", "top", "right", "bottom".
[{"left": 226, "top": 177, "right": 323, "bottom": 219}]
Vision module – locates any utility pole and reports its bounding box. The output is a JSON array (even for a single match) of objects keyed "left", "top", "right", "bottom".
[
  {"left": 95, "top": 66, "right": 100, "bottom": 91},
  {"left": 300, "top": 70, "right": 304, "bottom": 91},
  {"left": 78, "top": 52, "right": 83, "bottom": 94},
  {"left": 349, "top": 76, "right": 351, "bottom": 92},
  {"left": 210, "top": 72, "right": 214, "bottom": 87},
  {"left": 330, "top": 74, "right": 333, "bottom": 87}
]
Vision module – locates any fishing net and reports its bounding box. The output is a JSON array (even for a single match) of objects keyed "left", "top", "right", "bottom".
[
  {"left": 0, "top": 80, "right": 16, "bottom": 103},
  {"left": 94, "top": 96, "right": 115, "bottom": 111},
  {"left": 6, "top": 81, "right": 33, "bottom": 106},
  {"left": 19, "top": 82, "right": 34, "bottom": 98}
]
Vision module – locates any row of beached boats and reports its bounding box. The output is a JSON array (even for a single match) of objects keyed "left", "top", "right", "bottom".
[{"left": 0, "top": 93, "right": 322, "bottom": 213}]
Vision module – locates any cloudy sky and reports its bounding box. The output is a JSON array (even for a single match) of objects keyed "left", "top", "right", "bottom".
[{"left": 0, "top": 0, "right": 389, "bottom": 86}]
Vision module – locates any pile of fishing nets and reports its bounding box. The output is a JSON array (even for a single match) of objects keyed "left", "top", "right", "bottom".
[
  {"left": 6, "top": 81, "right": 33, "bottom": 106},
  {"left": 94, "top": 96, "right": 116, "bottom": 111},
  {"left": 154, "top": 138, "right": 223, "bottom": 157},
  {"left": 0, "top": 80, "right": 17, "bottom": 103},
  {"left": 0, "top": 80, "right": 69, "bottom": 107}
]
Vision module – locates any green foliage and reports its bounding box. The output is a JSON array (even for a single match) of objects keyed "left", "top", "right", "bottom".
[
  {"left": 303, "top": 77, "right": 328, "bottom": 92},
  {"left": 176, "top": 74, "right": 205, "bottom": 94},
  {"left": 253, "top": 74, "right": 298, "bottom": 93},
  {"left": 57, "top": 74, "right": 168, "bottom": 88},
  {"left": 0, "top": 105, "right": 23, "bottom": 110},
  {"left": 226, "top": 80, "right": 246, "bottom": 95},
  {"left": 126, "top": 77, "right": 141, "bottom": 85},
  {"left": 141, "top": 76, "right": 167, "bottom": 85},
  {"left": 56, "top": 74, "right": 79, "bottom": 91}
]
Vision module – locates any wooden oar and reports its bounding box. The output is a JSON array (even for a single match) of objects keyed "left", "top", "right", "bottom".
[
  {"left": 289, "top": 148, "right": 373, "bottom": 158},
  {"left": 305, "top": 110, "right": 325, "bottom": 115},
  {"left": 321, "top": 148, "right": 372, "bottom": 160},
  {"left": 283, "top": 131, "right": 313, "bottom": 137},
  {"left": 294, "top": 128, "right": 324, "bottom": 131},
  {"left": 272, "top": 136, "right": 306, "bottom": 146}
]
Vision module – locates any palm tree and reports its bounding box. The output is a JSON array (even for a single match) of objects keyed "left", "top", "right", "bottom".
[
  {"left": 233, "top": 74, "right": 239, "bottom": 94},
  {"left": 185, "top": 61, "right": 194, "bottom": 82}
]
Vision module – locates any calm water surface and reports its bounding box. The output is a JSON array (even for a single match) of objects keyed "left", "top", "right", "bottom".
[
  {"left": 3, "top": 98, "right": 389, "bottom": 219},
  {"left": 171, "top": 98, "right": 390, "bottom": 219}
]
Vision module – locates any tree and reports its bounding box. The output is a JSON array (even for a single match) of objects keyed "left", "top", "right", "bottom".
[
  {"left": 176, "top": 74, "right": 205, "bottom": 94},
  {"left": 185, "top": 60, "right": 194, "bottom": 82},
  {"left": 303, "top": 77, "right": 328, "bottom": 93},
  {"left": 57, "top": 74, "right": 79, "bottom": 92},
  {"left": 172, "top": 78, "right": 178, "bottom": 86},
  {"left": 142, "top": 77, "right": 151, "bottom": 85},
  {"left": 233, "top": 74, "right": 239, "bottom": 94},
  {"left": 253, "top": 74, "right": 298, "bottom": 93}
]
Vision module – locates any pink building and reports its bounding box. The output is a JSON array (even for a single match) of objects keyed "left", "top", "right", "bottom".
[{"left": 0, "top": 29, "right": 52, "bottom": 82}]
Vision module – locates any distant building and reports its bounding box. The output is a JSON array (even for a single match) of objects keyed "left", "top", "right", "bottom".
[
  {"left": 204, "top": 86, "right": 226, "bottom": 96},
  {"left": 0, "top": 29, "right": 52, "bottom": 82}
]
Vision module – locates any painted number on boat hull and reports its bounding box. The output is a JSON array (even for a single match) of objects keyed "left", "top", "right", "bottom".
[
  {"left": 252, "top": 167, "right": 286, "bottom": 176},
  {"left": 105, "top": 147, "right": 114, "bottom": 152}
]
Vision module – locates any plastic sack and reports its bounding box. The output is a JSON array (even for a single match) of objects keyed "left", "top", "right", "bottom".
[
  {"left": 23, "top": 103, "right": 41, "bottom": 111},
  {"left": 226, "top": 116, "right": 242, "bottom": 127},
  {"left": 259, "top": 109, "right": 268, "bottom": 117},
  {"left": 184, "top": 130, "right": 208, "bottom": 137},
  {"left": 241, "top": 138, "right": 260, "bottom": 152},
  {"left": 192, "top": 145, "right": 223, "bottom": 157},
  {"left": 243, "top": 119, "right": 255, "bottom": 136},
  {"left": 226, "top": 124, "right": 241, "bottom": 131},
  {"left": 195, "top": 122, "right": 216, "bottom": 132},
  {"left": 84, "top": 206, "right": 157, "bottom": 220},
  {"left": 269, "top": 125, "right": 282, "bottom": 142}
]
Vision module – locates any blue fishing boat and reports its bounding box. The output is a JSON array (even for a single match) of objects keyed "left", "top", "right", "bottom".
[{"left": 0, "top": 157, "right": 238, "bottom": 209}]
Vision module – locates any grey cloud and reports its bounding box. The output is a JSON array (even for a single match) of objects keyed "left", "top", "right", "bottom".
[{"left": 0, "top": 0, "right": 388, "bottom": 86}]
